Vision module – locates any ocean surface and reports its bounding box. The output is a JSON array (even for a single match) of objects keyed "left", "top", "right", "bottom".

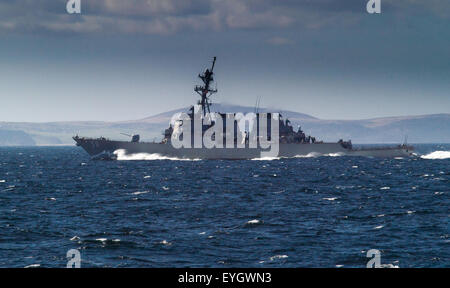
[{"left": 0, "top": 144, "right": 448, "bottom": 268}]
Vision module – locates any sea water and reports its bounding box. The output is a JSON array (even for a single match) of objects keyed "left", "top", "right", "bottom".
[{"left": 0, "top": 144, "right": 448, "bottom": 267}]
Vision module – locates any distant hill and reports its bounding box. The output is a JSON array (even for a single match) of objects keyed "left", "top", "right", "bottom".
[
  {"left": 130, "top": 103, "right": 317, "bottom": 124},
  {"left": 0, "top": 130, "right": 36, "bottom": 146},
  {"left": 0, "top": 104, "right": 449, "bottom": 146},
  {"left": 294, "top": 113, "right": 450, "bottom": 144}
]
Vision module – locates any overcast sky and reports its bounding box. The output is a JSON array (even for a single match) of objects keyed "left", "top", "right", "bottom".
[{"left": 0, "top": 0, "right": 449, "bottom": 122}]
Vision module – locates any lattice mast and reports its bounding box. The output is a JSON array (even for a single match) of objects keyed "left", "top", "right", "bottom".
[{"left": 194, "top": 57, "right": 218, "bottom": 116}]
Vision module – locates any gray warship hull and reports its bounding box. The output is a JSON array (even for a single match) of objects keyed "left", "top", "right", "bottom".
[
  {"left": 73, "top": 137, "right": 414, "bottom": 159},
  {"left": 73, "top": 57, "right": 415, "bottom": 160}
]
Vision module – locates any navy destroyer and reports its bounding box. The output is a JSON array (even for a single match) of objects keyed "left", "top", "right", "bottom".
[{"left": 74, "top": 57, "right": 414, "bottom": 159}]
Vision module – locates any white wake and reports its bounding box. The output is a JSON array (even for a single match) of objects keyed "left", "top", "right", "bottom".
[
  {"left": 295, "top": 152, "right": 344, "bottom": 158},
  {"left": 252, "top": 152, "right": 344, "bottom": 160},
  {"left": 251, "top": 156, "right": 281, "bottom": 161},
  {"left": 113, "top": 149, "right": 200, "bottom": 161},
  {"left": 420, "top": 151, "right": 450, "bottom": 160}
]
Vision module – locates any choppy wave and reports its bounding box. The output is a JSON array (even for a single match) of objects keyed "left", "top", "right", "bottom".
[
  {"left": 420, "top": 151, "right": 450, "bottom": 160},
  {"left": 24, "top": 264, "right": 40, "bottom": 268},
  {"left": 1, "top": 144, "right": 448, "bottom": 268},
  {"left": 113, "top": 149, "right": 200, "bottom": 161},
  {"left": 269, "top": 255, "right": 288, "bottom": 261},
  {"left": 246, "top": 219, "right": 262, "bottom": 225},
  {"left": 131, "top": 191, "right": 149, "bottom": 195}
]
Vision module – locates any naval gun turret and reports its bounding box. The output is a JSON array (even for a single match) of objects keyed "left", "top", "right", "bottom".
[{"left": 121, "top": 133, "right": 140, "bottom": 143}]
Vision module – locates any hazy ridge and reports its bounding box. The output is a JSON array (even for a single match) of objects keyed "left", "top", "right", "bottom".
[{"left": 0, "top": 104, "right": 449, "bottom": 146}]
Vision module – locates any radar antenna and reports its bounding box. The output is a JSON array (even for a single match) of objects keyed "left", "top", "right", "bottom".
[
  {"left": 254, "top": 96, "right": 261, "bottom": 114},
  {"left": 195, "top": 57, "right": 218, "bottom": 116},
  {"left": 402, "top": 135, "right": 408, "bottom": 146}
]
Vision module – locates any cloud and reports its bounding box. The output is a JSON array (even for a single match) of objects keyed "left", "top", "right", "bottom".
[
  {"left": 89, "top": 0, "right": 213, "bottom": 17},
  {"left": 384, "top": 0, "right": 450, "bottom": 18},
  {"left": 267, "top": 37, "right": 293, "bottom": 46},
  {"left": 0, "top": 0, "right": 448, "bottom": 35}
]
